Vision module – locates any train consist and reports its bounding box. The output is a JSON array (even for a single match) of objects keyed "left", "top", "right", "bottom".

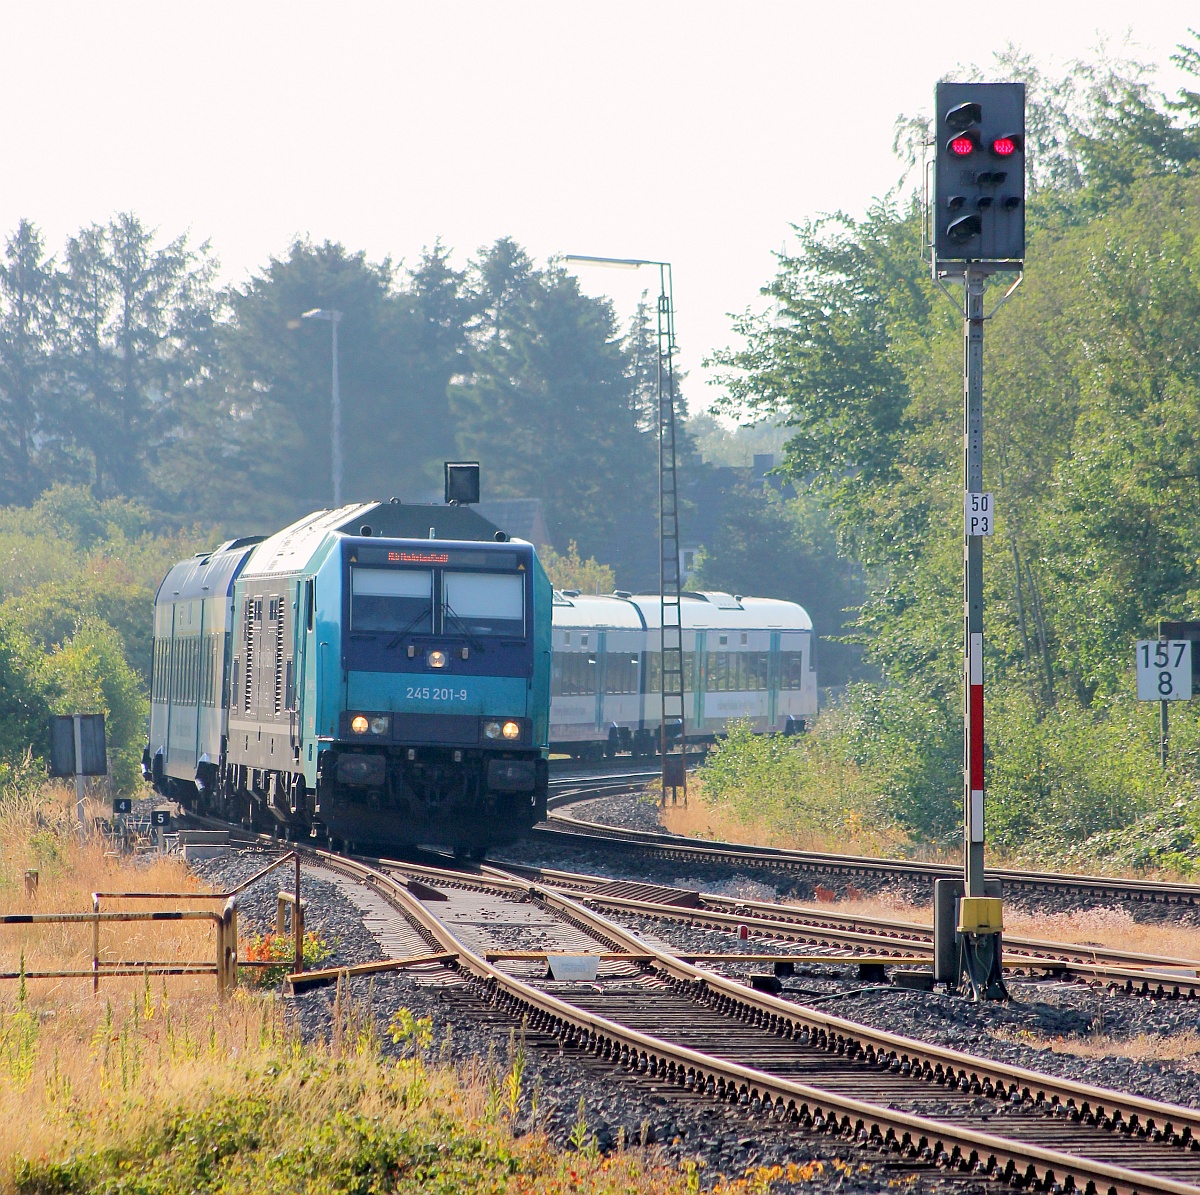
[
  {"left": 146, "top": 500, "right": 552, "bottom": 854},
  {"left": 146, "top": 495, "right": 818, "bottom": 850},
  {"left": 550, "top": 590, "right": 816, "bottom": 758}
]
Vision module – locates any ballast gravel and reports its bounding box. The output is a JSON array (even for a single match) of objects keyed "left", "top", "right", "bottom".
[
  {"left": 184, "top": 847, "right": 989, "bottom": 1193},
  {"left": 184, "top": 842, "right": 1200, "bottom": 1193},
  {"left": 531, "top": 791, "right": 1200, "bottom": 923},
  {"left": 608, "top": 911, "right": 1200, "bottom": 1109}
]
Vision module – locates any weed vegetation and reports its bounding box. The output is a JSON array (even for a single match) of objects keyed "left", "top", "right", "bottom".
[
  {"left": 0, "top": 776, "right": 792, "bottom": 1194},
  {"left": 665, "top": 722, "right": 907, "bottom": 857},
  {"left": 690, "top": 700, "right": 1200, "bottom": 875},
  {"left": 2, "top": 987, "right": 756, "bottom": 1195}
]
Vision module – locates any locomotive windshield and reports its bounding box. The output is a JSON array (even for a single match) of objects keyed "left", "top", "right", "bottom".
[
  {"left": 443, "top": 571, "right": 524, "bottom": 637},
  {"left": 351, "top": 568, "right": 433, "bottom": 633}
]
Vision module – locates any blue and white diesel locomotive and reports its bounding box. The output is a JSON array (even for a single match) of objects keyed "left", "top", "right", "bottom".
[
  {"left": 146, "top": 500, "right": 552, "bottom": 854},
  {"left": 550, "top": 590, "right": 817, "bottom": 759}
]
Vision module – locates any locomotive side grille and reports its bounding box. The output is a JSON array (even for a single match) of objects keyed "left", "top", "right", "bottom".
[
  {"left": 273, "top": 615, "right": 284, "bottom": 716},
  {"left": 243, "top": 598, "right": 256, "bottom": 713}
]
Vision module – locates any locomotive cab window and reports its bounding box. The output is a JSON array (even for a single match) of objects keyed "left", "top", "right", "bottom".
[
  {"left": 443, "top": 571, "right": 524, "bottom": 637},
  {"left": 351, "top": 568, "right": 432, "bottom": 634}
]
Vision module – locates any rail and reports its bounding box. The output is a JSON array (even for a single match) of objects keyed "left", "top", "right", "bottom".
[
  {"left": 539, "top": 805, "right": 1200, "bottom": 907},
  {"left": 486, "top": 858, "right": 1200, "bottom": 998},
  {"left": 308, "top": 848, "right": 1200, "bottom": 1195}
]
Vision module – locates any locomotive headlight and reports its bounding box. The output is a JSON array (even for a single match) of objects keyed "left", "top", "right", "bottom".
[
  {"left": 369, "top": 716, "right": 390, "bottom": 735},
  {"left": 427, "top": 649, "right": 448, "bottom": 669},
  {"left": 502, "top": 720, "right": 521, "bottom": 740},
  {"left": 483, "top": 720, "right": 502, "bottom": 740},
  {"left": 350, "top": 715, "right": 369, "bottom": 734}
]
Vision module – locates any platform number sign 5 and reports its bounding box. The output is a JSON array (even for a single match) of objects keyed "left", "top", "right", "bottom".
[
  {"left": 1136, "top": 640, "right": 1192, "bottom": 701},
  {"left": 964, "top": 492, "right": 994, "bottom": 536}
]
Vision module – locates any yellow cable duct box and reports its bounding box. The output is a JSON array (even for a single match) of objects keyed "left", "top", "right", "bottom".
[{"left": 958, "top": 896, "right": 1003, "bottom": 934}]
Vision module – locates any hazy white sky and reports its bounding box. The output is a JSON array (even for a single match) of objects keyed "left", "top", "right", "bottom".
[{"left": 1, "top": 2, "right": 1196, "bottom": 411}]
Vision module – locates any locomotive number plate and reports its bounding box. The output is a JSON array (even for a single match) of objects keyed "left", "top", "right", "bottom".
[{"left": 405, "top": 686, "right": 469, "bottom": 701}]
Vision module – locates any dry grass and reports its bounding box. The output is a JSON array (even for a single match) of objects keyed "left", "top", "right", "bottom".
[
  {"left": 991, "top": 1026, "right": 1200, "bottom": 1067},
  {"left": 773, "top": 889, "right": 1200, "bottom": 964},
  {"left": 0, "top": 780, "right": 795, "bottom": 1194},
  {"left": 0, "top": 781, "right": 218, "bottom": 1000},
  {"left": 658, "top": 775, "right": 910, "bottom": 858}
]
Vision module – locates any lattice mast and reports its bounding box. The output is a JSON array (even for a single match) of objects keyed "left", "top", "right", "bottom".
[{"left": 656, "top": 264, "right": 687, "bottom": 803}]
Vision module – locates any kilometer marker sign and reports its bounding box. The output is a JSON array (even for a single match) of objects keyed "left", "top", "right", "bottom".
[
  {"left": 1136, "top": 640, "right": 1192, "bottom": 701},
  {"left": 965, "top": 492, "right": 994, "bottom": 536}
]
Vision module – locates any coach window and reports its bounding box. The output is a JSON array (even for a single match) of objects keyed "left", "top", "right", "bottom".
[
  {"left": 683, "top": 651, "right": 697, "bottom": 689},
  {"left": 351, "top": 568, "right": 432, "bottom": 634},
  {"left": 443, "top": 571, "right": 524, "bottom": 637},
  {"left": 605, "top": 654, "right": 639, "bottom": 695},
  {"left": 554, "top": 651, "right": 597, "bottom": 696},
  {"left": 781, "top": 651, "right": 804, "bottom": 689},
  {"left": 745, "top": 651, "right": 769, "bottom": 691}
]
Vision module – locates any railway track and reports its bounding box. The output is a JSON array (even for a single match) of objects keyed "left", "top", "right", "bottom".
[
  {"left": 485, "top": 859, "right": 1200, "bottom": 999},
  {"left": 304, "top": 847, "right": 1200, "bottom": 1195},
  {"left": 539, "top": 785, "right": 1200, "bottom": 910}
]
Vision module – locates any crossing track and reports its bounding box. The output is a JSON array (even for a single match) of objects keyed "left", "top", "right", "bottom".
[
  {"left": 538, "top": 782, "right": 1200, "bottom": 911},
  {"left": 482, "top": 859, "right": 1200, "bottom": 1000},
  {"left": 303, "top": 847, "right": 1200, "bottom": 1195}
]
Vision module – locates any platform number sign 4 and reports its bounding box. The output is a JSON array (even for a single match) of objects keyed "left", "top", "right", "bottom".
[
  {"left": 1136, "top": 640, "right": 1192, "bottom": 701},
  {"left": 965, "top": 492, "right": 994, "bottom": 536}
]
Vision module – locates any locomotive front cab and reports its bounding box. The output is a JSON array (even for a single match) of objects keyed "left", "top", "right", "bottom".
[{"left": 314, "top": 536, "right": 550, "bottom": 852}]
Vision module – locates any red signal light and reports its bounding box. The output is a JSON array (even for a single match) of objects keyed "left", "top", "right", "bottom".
[
  {"left": 950, "top": 136, "right": 975, "bottom": 156},
  {"left": 992, "top": 136, "right": 1017, "bottom": 156}
]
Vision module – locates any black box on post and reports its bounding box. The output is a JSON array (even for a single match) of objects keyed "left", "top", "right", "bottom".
[
  {"left": 444, "top": 462, "right": 480, "bottom": 505},
  {"left": 933, "top": 876, "right": 1002, "bottom": 984},
  {"left": 48, "top": 714, "right": 107, "bottom": 777}
]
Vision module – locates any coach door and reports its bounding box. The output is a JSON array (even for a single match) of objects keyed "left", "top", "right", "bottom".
[{"left": 768, "top": 631, "right": 781, "bottom": 727}]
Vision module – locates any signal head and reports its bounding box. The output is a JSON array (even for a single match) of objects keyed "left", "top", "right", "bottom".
[
  {"left": 947, "top": 213, "right": 982, "bottom": 243},
  {"left": 948, "top": 133, "right": 978, "bottom": 157},
  {"left": 991, "top": 134, "right": 1023, "bottom": 157},
  {"left": 946, "top": 101, "right": 982, "bottom": 132}
]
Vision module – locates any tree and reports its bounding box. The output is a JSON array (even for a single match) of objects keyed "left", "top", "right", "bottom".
[
  {"left": 453, "top": 244, "right": 659, "bottom": 587},
  {"left": 0, "top": 221, "right": 59, "bottom": 504},
  {"left": 691, "top": 485, "right": 867, "bottom": 688},
  {"left": 540, "top": 541, "right": 616, "bottom": 595},
  {"left": 0, "top": 617, "right": 50, "bottom": 767},
  {"left": 56, "top": 214, "right": 218, "bottom": 501},
  {"left": 183, "top": 239, "right": 473, "bottom": 530}
]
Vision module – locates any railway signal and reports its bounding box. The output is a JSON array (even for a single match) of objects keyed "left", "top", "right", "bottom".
[
  {"left": 930, "top": 80, "right": 1026, "bottom": 1001},
  {"left": 933, "top": 82, "right": 1025, "bottom": 266}
]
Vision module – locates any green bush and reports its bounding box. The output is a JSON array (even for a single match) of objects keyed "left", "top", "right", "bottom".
[
  {"left": 983, "top": 687, "right": 1185, "bottom": 857},
  {"left": 697, "top": 719, "right": 905, "bottom": 852},
  {"left": 40, "top": 618, "right": 148, "bottom": 795},
  {"left": 2, "top": 574, "right": 155, "bottom": 684},
  {"left": 698, "top": 679, "right": 1200, "bottom": 869},
  {"left": 0, "top": 621, "right": 50, "bottom": 769}
]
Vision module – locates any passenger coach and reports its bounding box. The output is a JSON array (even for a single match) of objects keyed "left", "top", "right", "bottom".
[{"left": 550, "top": 590, "right": 816, "bottom": 758}]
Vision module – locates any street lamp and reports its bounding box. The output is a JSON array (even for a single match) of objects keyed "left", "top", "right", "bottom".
[
  {"left": 563, "top": 254, "right": 687, "bottom": 804},
  {"left": 300, "top": 307, "right": 344, "bottom": 506}
]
